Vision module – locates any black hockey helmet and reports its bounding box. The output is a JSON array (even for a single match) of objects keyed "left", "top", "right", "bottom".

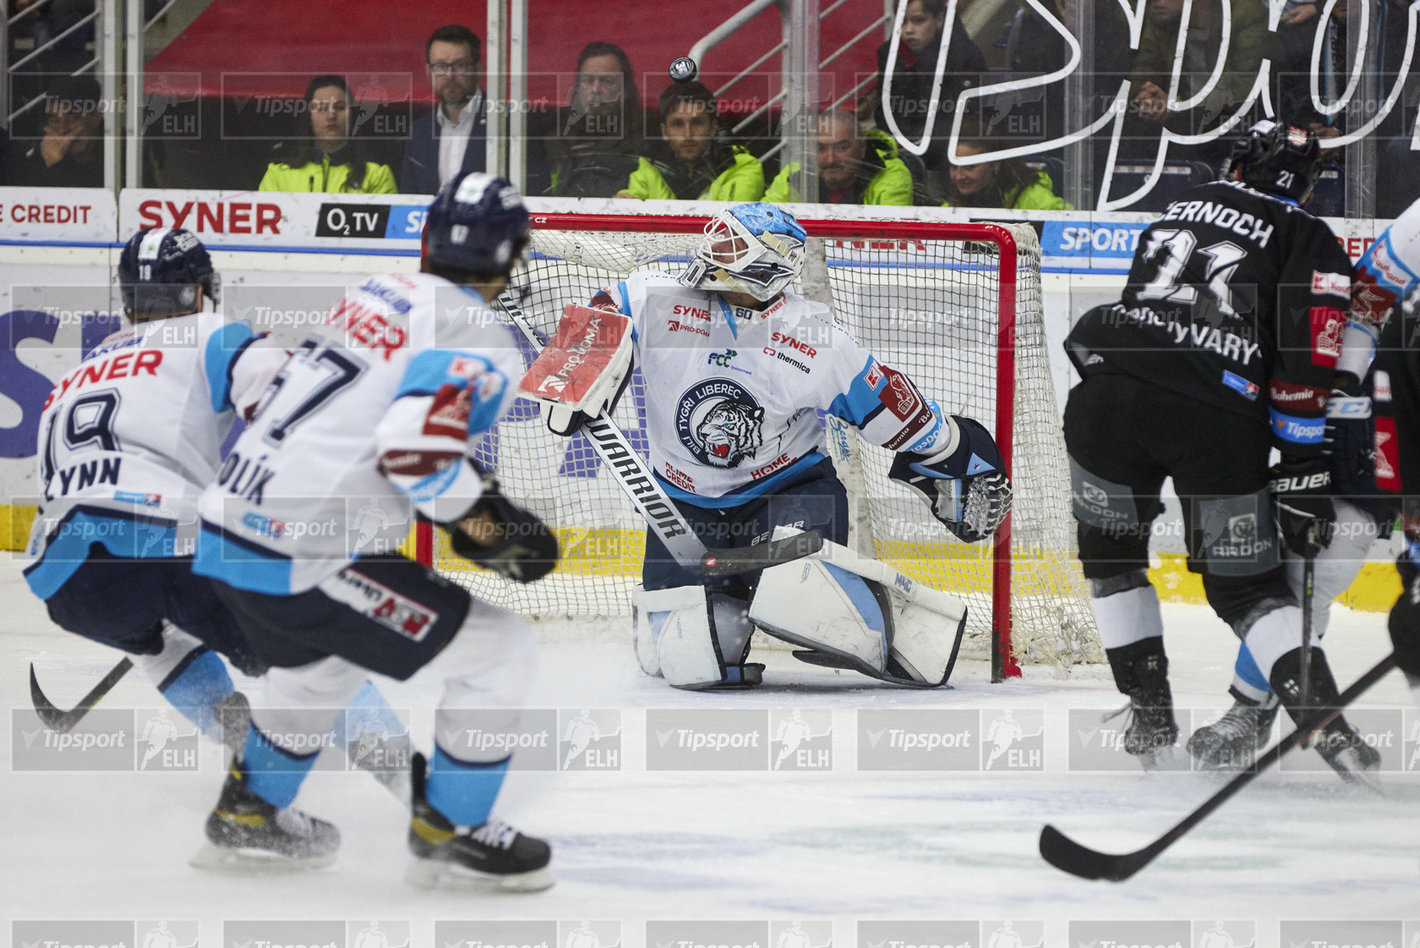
[
  {"left": 117, "top": 227, "right": 220, "bottom": 318},
  {"left": 1226, "top": 120, "right": 1322, "bottom": 203},
  {"left": 422, "top": 171, "right": 531, "bottom": 279}
]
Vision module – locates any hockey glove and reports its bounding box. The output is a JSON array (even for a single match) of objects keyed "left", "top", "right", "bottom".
[
  {"left": 1322, "top": 387, "right": 1375, "bottom": 497},
  {"left": 1389, "top": 548, "right": 1420, "bottom": 677},
  {"left": 447, "top": 480, "right": 559, "bottom": 584},
  {"left": 1269, "top": 457, "right": 1336, "bottom": 555},
  {"left": 888, "top": 415, "right": 1011, "bottom": 543}
]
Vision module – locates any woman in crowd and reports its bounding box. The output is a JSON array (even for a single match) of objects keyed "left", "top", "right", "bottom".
[{"left": 259, "top": 75, "right": 396, "bottom": 194}]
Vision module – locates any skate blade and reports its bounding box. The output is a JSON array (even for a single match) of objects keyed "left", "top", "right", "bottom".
[
  {"left": 1323, "top": 756, "right": 1386, "bottom": 795},
  {"left": 404, "top": 858, "right": 555, "bottom": 892},
  {"left": 1135, "top": 745, "right": 1179, "bottom": 772},
  {"left": 189, "top": 842, "right": 336, "bottom": 874}
]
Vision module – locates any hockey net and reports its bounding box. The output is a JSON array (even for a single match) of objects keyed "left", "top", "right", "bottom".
[{"left": 427, "top": 213, "right": 1100, "bottom": 674}]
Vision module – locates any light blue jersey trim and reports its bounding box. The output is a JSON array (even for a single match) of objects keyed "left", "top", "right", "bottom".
[
  {"left": 828, "top": 356, "right": 886, "bottom": 426},
  {"left": 204, "top": 322, "right": 258, "bottom": 412},
  {"left": 656, "top": 452, "right": 824, "bottom": 508},
  {"left": 193, "top": 523, "right": 294, "bottom": 595},
  {"left": 24, "top": 510, "right": 179, "bottom": 600}
]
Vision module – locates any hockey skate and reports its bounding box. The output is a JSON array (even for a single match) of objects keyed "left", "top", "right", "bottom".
[
  {"left": 190, "top": 764, "right": 340, "bottom": 872},
  {"left": 1270, "top": 647, "right": 1383, "bottom": 789},
  {"left": 1107, "top": 647, "right": 1179, "bottom": 769},
  {"left": 1186, "top": 696, "right": 1279, "bottom": 771},
  {"left": 404, "top": 752, "right": 554, "bottom": 892}
]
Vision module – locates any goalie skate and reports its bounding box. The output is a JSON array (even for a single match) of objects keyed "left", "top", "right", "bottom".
[
  {"left": 190, "top": 765, "right": 340, "bottom": 872},
  {"left": 1186, "top": 698, "right": 1278, "bottom": 771},
  {"left": 404, "top": 753, "right": 554, "bottom": 892}
]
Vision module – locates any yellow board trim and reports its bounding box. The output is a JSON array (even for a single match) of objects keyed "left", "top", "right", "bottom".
[
  {"left": 2, "top": 505, "right": 36, "bottom": 552},
  {"left": 1148, "top": 552, "right": 1401, "bottom": 613}
]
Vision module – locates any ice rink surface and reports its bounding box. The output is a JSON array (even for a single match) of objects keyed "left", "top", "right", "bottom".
[{"left": 3, "top": 556, "right": 1418, "bottom": 945}]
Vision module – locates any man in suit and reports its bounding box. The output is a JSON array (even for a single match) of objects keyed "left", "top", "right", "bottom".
[{"left": 400, "top": 24, "right": 488, "bottom": 194}]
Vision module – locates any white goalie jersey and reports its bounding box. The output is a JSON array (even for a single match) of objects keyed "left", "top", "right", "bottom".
[{"left": 603, "top": 271, "right": 954, "bottom": 504}]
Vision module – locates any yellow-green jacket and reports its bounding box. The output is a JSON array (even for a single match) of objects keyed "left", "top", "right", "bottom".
[
  {"left": 258, "top": 149, "right": 397, "bottom": 194},
  {"left": 942, "top": 170, "right": 1068, "bottom": 211},
  {"left": 764, "top": 129, "right": 913, "bottom": 206},
  {"left": 621, "top": 146, "right": 766, "bottom": 201}
]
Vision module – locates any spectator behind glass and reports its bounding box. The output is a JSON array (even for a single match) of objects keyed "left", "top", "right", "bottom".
[
  {"left": 1124, "top": 0, "right": 1274, "bottom": 161},
  {"left": 867, "top": 0, "right": 986, "bottom": 166},
  {"left": 937, "top": 121, "right": 1067, "bottom": 209},
  {"left": 258, "top": 75, "right": 396, "bottom": 193},
  {"left": 401, "top": 24, "right": 487, "bottom": 194},
  {"left": 12, "top": 74, "right": 105, "bottom": 187},
  {"left": 1272, "top": 3, "right": 1346, "bottom": 142},
  {"left": 616, "top": 81, "right": 765, "bottom": 201},
  {"left": 544, "top": 41, "right": 646, "bottom": 197},
  {"left": 765, "top": 109, "right": 914, "bottom": 206}
]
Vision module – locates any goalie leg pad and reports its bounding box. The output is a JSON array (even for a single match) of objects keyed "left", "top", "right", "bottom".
[{"left": 632, "top": 585, "right": 758, "bottom": 689}]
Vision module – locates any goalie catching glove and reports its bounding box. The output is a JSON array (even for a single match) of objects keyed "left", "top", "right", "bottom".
[
  {"left": 889, "top": 415, "right": 1011, "bottom": 543},
  {"left": 445, "top": 476, "right": 559, "bottom": 584},
  {"left": 519, "top": 304, "right": 635, "bottom": 436}
]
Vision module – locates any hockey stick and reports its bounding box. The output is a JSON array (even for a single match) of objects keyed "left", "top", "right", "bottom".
[
  {"left": 1038, "top": 652, "right": 1398, "bottom": 881},
  {"left": 29, "top": 657, "right": 133, "bottom": 732},
  {"left": 497, "top": 293, "right": 823, "bottom": 576},
  {"left": 1300, "top": 547, "right": 1316, "bottom": 737}
]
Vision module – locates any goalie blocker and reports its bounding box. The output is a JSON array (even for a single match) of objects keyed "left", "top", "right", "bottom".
[
  {"left": 519, "top": 303, "right": 635, "bottom": 436},
  {"left": 634, "top": 537, "right": 968, "bottom": 689}
]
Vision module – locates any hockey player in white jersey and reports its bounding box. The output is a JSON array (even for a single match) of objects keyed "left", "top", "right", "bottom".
[
  {"left": 24, "top": 227, "right": 410, "bottom": 783},
  {"left": 193, "top": 172, "right": 559, "bottom": 889},
  {"left": 540, "top": 201, "right": 1011, "bottom": 689},
  {"left": 24, "top": 227, "right": 288, "bottom": 741}
]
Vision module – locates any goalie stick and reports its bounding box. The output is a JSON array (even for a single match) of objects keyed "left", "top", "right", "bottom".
[
  {"left": 29, "top": 657, "right": 133, "bottom": 733},
  {"left": 497, "top": 292, "right": 823, "bottom": 577},
  {"left": 1039, "top": 652, "right": 1398, "bottom": 881}
]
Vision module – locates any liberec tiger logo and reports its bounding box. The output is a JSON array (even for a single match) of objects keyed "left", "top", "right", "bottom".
[{"left": 676, "top": 378, "right": 765, "bottom": 468}]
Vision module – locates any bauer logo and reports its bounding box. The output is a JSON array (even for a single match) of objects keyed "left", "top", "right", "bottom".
[
  {"left": 558, "top": 921, "right": 622, "bottom": 948},
  {"left": 770, "top": 920, "right": 832, "bottom": 948},
  {"left": 647, "top": 919, "right": 767, "bottom": 948},
  {"left": 14, "top": 919, "right": 136, "bottom": 948},
  {"left": 223, "top": 919, "right": 344, "bottom": 948},
  {"left": 857, "top": 918, "right": 980, "bottom": 948},
  {"left": 436, "top": 709, "right": 558, "bottom": 771},
  {"left": 1191, "top": 920, "right": 1253, "bottom": 948},
  {"left": 1068, "top": 708, "right": 1190, "bottom": 772},
  {"left": 134, "top": 707, "right": 200, "bottom": 772},
  {"left": 1280, "top": 919, "right": 1402, "bottom": 948},
  {"left": 857, "top": 709, "right": 978, "bottom": 771},
  {"left": 347, "top": 920, "right": 412, "bottom": 948},
  {"left": 1280, "top": 708, "right": 1401, "bottom": 774},
  {"left": 558, "top": 709, "right": 623, "bottom": 771},
  {"left": 13, "top": 708, "right": 134, "bottom": 772},
  {"left": 646, "top": 709, "right": 769, "bottom": 771},
  {"left": 1069, "top": 919, "right": 1189, "bottom": 948},
  {"left": 980, "top": 709, "right": 1045, "bottom": 771},
  {"left": 436, "top": 920, "right": 557, "bottom": 948},
  {"left": 770, "top": 709, "right": 832, "bottom": 771}
]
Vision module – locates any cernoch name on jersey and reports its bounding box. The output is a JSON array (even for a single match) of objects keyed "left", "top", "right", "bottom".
[{"left": 676, "top": 379, "right": 765, "bottom": 468}]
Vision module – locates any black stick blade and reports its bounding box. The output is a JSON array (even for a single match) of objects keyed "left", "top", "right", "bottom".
[
  {"left": 1038, "top": 824, "right": 1154, "bottom": 882},
  {"left": 29, "top": 658, "right": 134, "bottom": 733},
  {"left": 700, "top": 529, "right": 824, "bottom": 576}
]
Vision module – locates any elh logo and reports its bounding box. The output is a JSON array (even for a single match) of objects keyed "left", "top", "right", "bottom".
[
  {"left": 982, "top": 920, "right": 1045, "bottom": 948},
  {"left": 558, "top": 709, "right": 623, "bottom": 771},
  {"left": 770, "top": 920, "right": 832, "bottom": 948},
  {"left": 558, "top": 920, "right": 622, "bottom": 948},
  {"left": 1190, "top": 920, "right": 1253, "bottom": 948},
  {"left": 135, "top": 708, "right": 200, "bottom": 772},
  {"left": 136, "top": 919, "right": 199, "bottom": 948},
  {"left": 770, "top": 710, "right": 832, "bottom": 771},
  {"left": 980, "top": 709, "right": 1044, "bottom": 771},
  {"left": 347, "top": 919, "right": 412, "bottom": 948}
]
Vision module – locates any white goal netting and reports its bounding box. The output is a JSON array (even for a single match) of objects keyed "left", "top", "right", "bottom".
[{"left": 431, "top": 214, "right": 1100, "bottom": 672}]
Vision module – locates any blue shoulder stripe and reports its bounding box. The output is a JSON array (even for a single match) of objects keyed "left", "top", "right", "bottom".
[
  {"left": 397, "top": 349, "right": 509, "bottom": 437},
  {"left": 828, "top": 355, "right": 888, "bottom": 426},
  {"left": 192, "top": 521, "right": 293, "bottom": 595},
  {"left": 204, "top": 322, "right": 259, "bottom": 412}
]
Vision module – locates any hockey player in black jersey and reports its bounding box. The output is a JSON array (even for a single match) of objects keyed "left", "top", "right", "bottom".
[{"left": 1063, "top": 120, "right": 1378, "bottom": 779}]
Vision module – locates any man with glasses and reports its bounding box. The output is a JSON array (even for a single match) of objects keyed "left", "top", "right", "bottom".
[{"left": 401, "top": 24, "right": 487, "bottom": 194}]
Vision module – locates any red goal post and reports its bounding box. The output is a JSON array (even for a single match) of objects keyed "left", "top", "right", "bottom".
[{"left": 418, "top": 210, "right": 1100, "bottom": 678}]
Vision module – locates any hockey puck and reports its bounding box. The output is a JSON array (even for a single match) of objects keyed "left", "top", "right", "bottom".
[{"left": 668, "top": 57, "right": 698, "bottom": 83}]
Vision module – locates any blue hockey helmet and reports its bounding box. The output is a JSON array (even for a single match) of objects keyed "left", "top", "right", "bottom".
[
  {"left": 680, "top": 202, "right": 807, "bottom": 302},
  {"left": 422, "top": 171, "right": 531, "bottom": 278},
  {"left": 1226, "top": 120, "right": 1322, "bottom": 203},
  {"left": 117, "top": 227, "right": 220, "bottom": 318}
]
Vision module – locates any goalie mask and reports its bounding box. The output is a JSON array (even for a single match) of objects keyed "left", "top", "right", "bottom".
[
  {"left": 680, "top": 202, "right": 807, "bottom": 302},
  {"left": 117, "top": 227, "right": 221, "bottom": 319}
]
